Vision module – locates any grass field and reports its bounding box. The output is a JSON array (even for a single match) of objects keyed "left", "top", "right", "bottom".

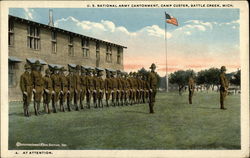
[{"left": 9, "top": 91, "right": 240, "bottom": 150}]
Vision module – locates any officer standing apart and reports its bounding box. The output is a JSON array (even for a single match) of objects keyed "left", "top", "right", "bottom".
[
  {"left": 219, "top": 66, "right": 229, "bottom": 110},
  {"left": 188, "top": 72, "right": 195, "bottom": 104},
  {"left": 148, "top": 63, "right": 158, "bottom": 114},
  {"left": 20, "top": 63, "right": 33, "bottom": 117}
]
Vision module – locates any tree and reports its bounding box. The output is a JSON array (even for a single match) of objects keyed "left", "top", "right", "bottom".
[
  {"left": 196, "top": 68, "right": 220, "bottom": 91},
  {"left": 230, "top": 69, "right": 241, "bottom": 86},
  {"left": 169, "top": 69, "right": 195, "bottom": 95}
]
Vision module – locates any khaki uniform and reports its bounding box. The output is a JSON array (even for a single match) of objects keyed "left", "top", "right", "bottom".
[
  {"left": 188, "top": 77, "right": 195, "bottom": 104},
  {"left": 74, "top": 73, "right": 81, "bottom": 110},
  {"left": 51, "top": 73, "right": 61, "bottom": 112},
  {"left": 116, "top": 77, "right": 122, "bottom": 106},
  {"left": 86, "top": 75, "right": 94, "bottom": 108},
  {"left": 127, "top": 77, "right": 134, "bottom": 104},
  {"left": 59, "top": 74, "right": 68, "bottom": 111},
  {"left": 80, "top": 75, "right": 87, "bottom": 109},
  {"left": 67, "top": 73, "right": 75, "bottom": 111},
  {"left": 20, "top": 71, "right": 33, "bottom": 116},
  {"left": 111, "top": 77, "right": 118, "bottom": 106},
  {"left": 94, "top": 76, "right": 105, "bottom": 107},
  {"left": 104, "top": 77, "right": 112, "bottom": 107},
  {"left": 148, "top": 71, "right": 158, "bottom": 113},
  {"left": 220, "top": 73, "right": 229, "bottom": 109},
  {"left": 43, "top": 74, "right": 53, "bottom": 113}
]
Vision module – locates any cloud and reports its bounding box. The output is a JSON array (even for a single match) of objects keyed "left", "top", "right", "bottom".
[
  {"left": 23, "top": 8, "right": 34, "bottom": 20},
  {"left": 54, "top": 16, "right": 240, "bottom": 76}
]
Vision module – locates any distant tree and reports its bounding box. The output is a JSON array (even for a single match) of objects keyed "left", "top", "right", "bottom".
[
  {"left": 230, "top": 69, "right": 241, "bottom": 86},
  {"left": 169, "top": 69, "right": 195, "bottom": 95},
  {"left": 197, "top": 68, "right": 220, "bottom": 91}
]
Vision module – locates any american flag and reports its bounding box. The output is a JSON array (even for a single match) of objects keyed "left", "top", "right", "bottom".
[{"left": 165, "top": 13, "right": 178, "bottom": 26}]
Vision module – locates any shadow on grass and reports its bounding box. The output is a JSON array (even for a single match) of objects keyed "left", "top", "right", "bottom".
[
  {"left": 123, "top": 110, "right": 149, "bottom": 114},
  {"left": 194, "top": 107, "right": 220, "bottom": 110}
]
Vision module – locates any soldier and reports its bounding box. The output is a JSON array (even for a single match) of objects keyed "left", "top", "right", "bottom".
[
  {"left": 148, "top": 63, "right": 158, "bottom": 114},
  {"left": 73, "top": 65, "right": 81, "bottom": 111},
  {"left": 66, "top": 64, "right": 76, "bottom": 111},
  {"left": 123, "top": 72, "right": 130, "bottom": 105},
  {"left": 128, "top": 72, "right": 134, "bottom": 105},
  {"left": 133, "top": 72, "right": 139, "bottom": 104},
  {"left": 80, "top": 66, "right": 87, "bottom": 109},
  {"left": 43, "top": 68, "right": 53, "bottom": 114},
  {"left": 86, "top": 67, "right": 94, "bottom": 109},
  {"left": 51, "top": 66, "right": 61, "bottom": 113},
  {"left": 188, "top": 72, "right": 195, "bottom": 104},
  {"left": 110, "top": 70, "right": 118, "bottom": 106},
  {"left": 92, "top": 68, "right": 98, "bottom": 108},
  {"left": 20, "top": 63, "right": 33, "bottom": 117},
  {"left": 59, "top": 67, "right": 68, "bottom": 112},
  {"left": 120, "top": 72, "right": 126, "bottom": 106},
  {"left": 30, "top": 60, "right": 44, "bottom": 115},
  {"left": 219, "top": 66, "right": 229, "bottom": 110},
  {"left": 104, "top": 69, "right": 112, "bottom": 107},
  {"left": 116, "top": 70, "right": 122, "bottom": 106},
  {"left": 94, "top": 68, "right": 105, "bottom": 108}
]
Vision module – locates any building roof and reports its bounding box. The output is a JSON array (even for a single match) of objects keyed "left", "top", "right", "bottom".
[
  {"left": 9, "top": 56, "right": 22, "bottom": 62},
  {"left": 9, "top": 15, "right": 127, "bottom": 49}
]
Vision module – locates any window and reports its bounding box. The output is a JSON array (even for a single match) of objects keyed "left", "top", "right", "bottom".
[
  {"left": 82, "top": 38, "right": 90, "bottom": 58},
  {"left": 68, "top": 35, "right": 74, "bottom": 56},
  {"left": 117, "top": 47, "right": 122, "bottom": 64},
  {"left": 8, "top": 19, "right": 14, "bottom": 46},
  {"left": 51, "top": 31, "right": 57, "bottom": 53},
  {"left": 27, "top": 25, "right": 40, "bottom": 50},
  {"left": 8, "top": 62, "right": 16, "bottom": 87},
  {"left": 106, "top": 45, "right": 112, "bottom": 62}
]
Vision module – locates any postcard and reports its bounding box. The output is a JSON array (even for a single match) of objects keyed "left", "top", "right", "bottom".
[{"left": 1, "top": 1, "right": 249, "bottom": 158}]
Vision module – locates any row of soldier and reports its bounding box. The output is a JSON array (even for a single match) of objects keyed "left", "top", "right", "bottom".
[{"left": 20, "top": 60, "right": 155, "bottom": 117}]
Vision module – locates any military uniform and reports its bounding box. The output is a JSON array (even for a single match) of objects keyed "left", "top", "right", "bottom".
[
  {"left": 116, "top": 71, "right": 122, "bottom": 106},
  {"left": 128, "top": 73, "right": 134, "bottom": 105},
  {"left": 86, "top": 67, "right": 94, "bottom": 109},
  {"left": 148, "top": 63, "right": 158, "bottom": 113},
  {"left": 94, "top": 68, "right": 105, "bottom": 108},
  {"left": 51, "top": 66, "right": 61, "bottom": 113},
  {"left": 20, "top": 63, "right": 33, "bottom": 117},
  {"left": 188, "top": 76, "right": 195, "bottom": 104},
  {"left": 80, "top": 66, "right": 87, "bottom": 109},
  {"left": 59, "top": 67, "right": 68, "bottom": 112},
  {"left": 73, "top": 65, "right": 81, "bottom": 111},
  {"left": 123, "top": 73, "right": 130, "bottom": 105},
  {"left": 104, "top": 69, "right": 112, "bottom": 107},
  {"left": 43, "top": 68, "right": 53, "bottom": 114},
  {"left": 111, "top": 71, "right": 118, "bottom": 106},
  {"left": 66, "top": 65, "right": 75, "bottom": 111},
  {"left": 30, "top": 60, "right": 44, "bottom": 115},
  {"left": 220, "top": 66, "right": 229, "bottom": 110}
]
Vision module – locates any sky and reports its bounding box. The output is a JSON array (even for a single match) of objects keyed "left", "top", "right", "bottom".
[{"left": 9, "top": 8, "right": 240, "bottom": 76}]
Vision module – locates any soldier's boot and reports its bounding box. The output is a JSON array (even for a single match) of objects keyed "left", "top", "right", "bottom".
[
  {"left": 94, "top": 101, "right": 98, "bottom": 108},
  {"left": 67, "top": 103, "right": 71, "bottom": 111},
  {"left": 37, "top": 102, "right": 41, "bottom": 114},
  {"left": 27, "top": 107, "right": 30, "bottom": 117},
  {"left": 34, "top": 102, "right": 38, "bottom": 116},
  {"left": 47, "top": 104, "right": 51, "bottom": 114},
  {"left": 54, "top": 103, "right": 58, "bottom": 113},
  {"left": 43, "top": 103, "right": 47, "bottom": 113},
  {"left": 62, "top": 103, "right": 65, "bottom": 112},
  {"left": 75, "top": 103, "right": 79, "bottom": 111},
  {"left": 23, "top": 105, "right": 28, "bottom": 117},
  {"left": 220, "top": 100, "right": 226, "bottom": 110},
  {"left": 87, "top": 102, "right": 91, "bottom": 109},
  {"left": 106, "top": 100, "right": 109, "bottom": 107}
]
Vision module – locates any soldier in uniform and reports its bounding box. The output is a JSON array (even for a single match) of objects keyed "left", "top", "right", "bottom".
[
  {"left": 133, "top": 72, "right": 139, "bottom": 104},
  {"left": 30, "top": 60, "right": 44, "bottom": 115},
  {"left": 20, "top": 63, "right": 33, "bottom": 117},
  {"left": 116, "top": 70, "right": 122, "bottom": 106},
  {"left": 73, "top": 65, "right": 81, "bottom": 111},
  {"left": 110, "top": 70, "right": 118, "bottom": 106},
  {"left": 86, "top": 67, "right": 94, "bottom": 109},
  {"left": 43, "top": 68, "right": 53, "bottom": 114},
  {"left": 59, "top": 67, "right": 68, "bottom": 112},
  {"left": 51, "top": 66, "right": 61, "bottom": 113},
  {"left": 104, "top": 69, "right": 112, "bottom": 107},
  {"left": 80, "top": 66, "right": 87, "bottom": 109},
  {"left": 148, "top": 63, "right": 158, "bottom": 114},
  {"left": 94, "top": 68, "right": 105, "bottom": 108},
  {"left": 128, "top": 72, "right": 134, "bottom": 105},
  {"left": 123, "top": 72, "right": 130, "bottom": 105},
  {"left": 66, "top": 64, "right": 75, "bottom": 111},
  {"left": 188, "top": 72, "right": 195, "bottom": 104},
  {"left": 219, "top": 66, "right": 229, "bottom": 110},
  {"left": 120, "top": 72, "right": 126, "bottom": 106}
]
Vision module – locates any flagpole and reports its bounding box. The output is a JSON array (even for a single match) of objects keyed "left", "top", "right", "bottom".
[{"left": 164, "top": 13, "right": 169, "bottom": 92}]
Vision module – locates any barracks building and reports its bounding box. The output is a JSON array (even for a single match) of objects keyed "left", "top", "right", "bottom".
[{"left": 8, "top": 14, "right": 126, "bottom": 101}]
